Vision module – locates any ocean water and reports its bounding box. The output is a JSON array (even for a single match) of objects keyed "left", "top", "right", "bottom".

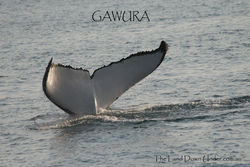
[{"left": 0, "top": 0, "right": 250, "bottom": 166}]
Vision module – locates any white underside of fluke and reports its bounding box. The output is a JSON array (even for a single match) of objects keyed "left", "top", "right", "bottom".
[{"left": 43, "top": 41, "right": 168, "bottom": 116}]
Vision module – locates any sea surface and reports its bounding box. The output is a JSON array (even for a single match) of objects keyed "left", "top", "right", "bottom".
[{"left": 0, "top": 0, "right": 250, "bottom": 166}]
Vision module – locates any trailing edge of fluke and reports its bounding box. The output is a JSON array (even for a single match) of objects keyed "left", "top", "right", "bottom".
[{"left": 43, "top": 41, "right": 168, "bottom": 116}]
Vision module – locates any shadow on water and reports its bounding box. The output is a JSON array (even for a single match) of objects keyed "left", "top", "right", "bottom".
[{"left": 29, "top": 95, "right": 250, "bottom": 131}]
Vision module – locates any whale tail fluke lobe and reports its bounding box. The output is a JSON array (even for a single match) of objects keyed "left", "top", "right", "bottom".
[{"left": 43, "top": 41, "right": 168, "bottom": 116}]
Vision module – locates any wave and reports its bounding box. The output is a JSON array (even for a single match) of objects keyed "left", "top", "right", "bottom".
[{"left": 29, "top": 95, "right": 250, "bottom": 130}]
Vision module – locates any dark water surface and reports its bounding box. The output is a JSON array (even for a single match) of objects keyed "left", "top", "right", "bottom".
[{"left": 1, "top": 0, "right": 250, "bottom": 166}]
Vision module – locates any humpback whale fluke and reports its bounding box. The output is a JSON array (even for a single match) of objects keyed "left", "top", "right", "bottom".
[{"left": 43, "top": 41, "right": 168, "bottom": 115}]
